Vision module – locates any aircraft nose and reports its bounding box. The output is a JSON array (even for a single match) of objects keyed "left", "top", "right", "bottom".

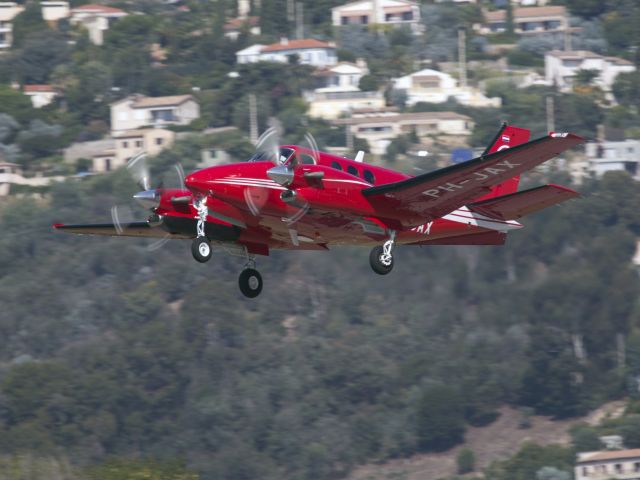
[{"left": 185, "top": 172, "right": 206, "bottom": 193}]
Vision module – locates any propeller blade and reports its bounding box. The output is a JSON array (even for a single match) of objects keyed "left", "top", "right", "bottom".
[
  {"left": 255, "top": 126, "right": 281, "bottom": 164},
  {"left": 126, "top": 152, "right": 150, "bottom": 191},
  {"left": 110, "top": 204, "right": 136, "bottom": 235}
]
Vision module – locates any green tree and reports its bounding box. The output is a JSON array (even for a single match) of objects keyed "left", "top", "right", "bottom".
[
  {"left": 14, "top": 30, "right": 71, "bottom": 84},
  {"left": 415, "top": 385, "right": 465, "bottom": 452},
  {"left": 457, "top": 448, "right": 475, "bottom": 474},
  {"left": 10, "top": 2, "right": 47, "bottom": 49}
]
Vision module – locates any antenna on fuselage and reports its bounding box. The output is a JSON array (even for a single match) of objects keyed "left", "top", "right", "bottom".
[{"left": 354, "top": 151, "right": 365, "bottom": 163}]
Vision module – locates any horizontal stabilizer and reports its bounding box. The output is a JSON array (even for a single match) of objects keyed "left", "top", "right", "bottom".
[{"left": 467, "top": 184, "right": 579, "bottom": 221}]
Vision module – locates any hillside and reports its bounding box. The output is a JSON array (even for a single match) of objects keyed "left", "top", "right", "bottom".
[
  {"left": 0, "top": 170, "right": 639, "bottom": 479},
  {"left": 348, "top": 402, "right": 626, "bottom": 480}
]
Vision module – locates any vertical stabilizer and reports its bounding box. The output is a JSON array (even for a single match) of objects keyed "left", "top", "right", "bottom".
[{"left": 477, "top": 123, "right": 531, "bottom": 199}]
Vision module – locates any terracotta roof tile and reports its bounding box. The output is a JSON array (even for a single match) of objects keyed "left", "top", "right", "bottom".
[
  {"left": 262, "top": 39, "right": 334, "bottom": 53},
  {"left": 23, "top": 85, "right": 56, "bottom": 93},
  {"left": 224, "top": 16, "right": 259, "bottom": 30},
  {"left": 578, "top": 449, "right": 640, "bottom": 463},
  {"left": 485, "top": 5, "right": 567, "bottom": 22},
  {"left": 72, "top": 4, "right": 126, "bottom": 14},
  {"left": 132, "top": 95, "right": 194, "bottom": 108}
]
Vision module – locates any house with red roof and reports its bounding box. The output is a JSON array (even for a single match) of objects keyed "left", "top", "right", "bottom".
[
  {"left": 23, "top": 85, "right": 58, "bottom": 108},
  {"left": 236, "top": 38, "right": 337, "bottom": 67},
  {"left": 70, "top": 4, "right": 128, "bottom": 45}
]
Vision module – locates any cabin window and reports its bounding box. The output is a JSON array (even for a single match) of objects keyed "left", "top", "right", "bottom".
[
  {"left": 347, "top": 165, "right": 359, "bottom": 177},
  {"left": 331, "top": 161, "right": 343, "bottom": 171},
  {"left": 363, "top": 169, "right": 375, "bottom": 184},
  {"left": 299, "top": 153, "right": 316, "bottom": 165}
]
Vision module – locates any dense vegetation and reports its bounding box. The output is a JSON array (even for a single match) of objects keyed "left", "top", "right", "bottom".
[
  {"left": 0, "top": 169, "right": 639, "bottom": 479},
  {"left": 1, "top": 0, "right": 640, "bottom": 478}
]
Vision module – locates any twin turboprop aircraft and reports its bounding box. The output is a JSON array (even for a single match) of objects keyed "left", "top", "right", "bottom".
[{"left": 55, "top": 124, "right": 584, "bottom": 298}]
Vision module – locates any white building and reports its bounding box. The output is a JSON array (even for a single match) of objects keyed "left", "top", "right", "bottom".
[
  {"left": 112, "top": 128, "right": 176, "bottom": 169},
  {"left": 236, "top": 44, "right": 265, "bottom": 64},
  {"left": 235, "top": 39, "right": 337, "bottom": 67},
  {"left": 332, "top": 0, "right": 422, "bottom": 34},
  {"left": 576, "top": 449, "right": 640, "bottom": 480},
  {"left": 223, "top": 16, "right": 260, "bottom": 41},
  {"left": 0, "top": 2, "right": 24, "bottom": 49},
  {"left": 0, "top": 161, "right": 64, "bottom": 196},
  {"left": 475, "top": 5, "right": 568, "bottom": 35},
  {"left": 23, "top": 85, "right": 58, "bottom": 108},
  {"left": 70, "top": 4, "right": 128, "bottom": 45},
  {"left": 333, "top": 111, "right": 473, "bottom": 154},
  {"left": 392, "top": 68, "right": 501, "bottom": 108},
  {"left": 585, "top": 139, "right": 640, "bottom": 180},
  {"left": 110, "top": 94, "right": 200, "bottom": 132},
  {"left": 304, "top": 61, "right": 386, "bottom": 119},
  {"left": 41, "top": 1, "right": 70, "bottom": 22},
  {"left": 545, "top": 50, "right": 636, "bottom": 94}
]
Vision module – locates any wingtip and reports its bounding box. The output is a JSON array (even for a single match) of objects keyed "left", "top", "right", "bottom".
[{"left": 52, "top": 223, "right": 64, "bottom": 230}]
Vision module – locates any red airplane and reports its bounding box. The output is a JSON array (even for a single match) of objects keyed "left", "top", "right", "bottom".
[{"left": 55, "top": 124, "right": 584, "bottom": 298}]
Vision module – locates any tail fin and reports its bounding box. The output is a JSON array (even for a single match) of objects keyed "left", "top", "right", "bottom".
[{"left": 478, "top": 123, "right": 531, "bottom": 199}]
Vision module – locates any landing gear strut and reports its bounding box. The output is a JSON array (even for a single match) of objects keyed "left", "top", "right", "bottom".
[
  {"left": 370, "top": 230, "right": 396, "bottom": 275},
  {"left": 192, "top": 197, "right": 212, "bottom": 263},
  {"left": 239, "top": 257, "right": 263, "bottom": 298}
]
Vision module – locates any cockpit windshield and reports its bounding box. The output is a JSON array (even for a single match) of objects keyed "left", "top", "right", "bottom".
[{"left": 248, "top": 147, "right": 295, "bottom": 165}]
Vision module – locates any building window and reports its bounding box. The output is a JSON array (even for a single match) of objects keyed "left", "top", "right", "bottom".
[
  {"left": 341, "top": 16, "right": 349, "bottom": 25},
  {"left": 615, "top": 464, "right": 623, "bottom": 474},
  {"left": 331, "top": 161, "right": 343, "bottom": 171},
  {"left": 360, "top": 15, "right": 368, "bottom": 24},
  {"left": 347, "top": 165, "right": 359, "bottom": 177},
  {"left": 402, "top": 11, "right": 413, "bottom": 21},
  {"left": 156, "top": 138, "right": 163, "bottom": 146},
  {"left": 634, "top": 462, "right": 640, "bottom": 472},
  {"left": 105, "top": 158, "right": 111, "bottom": 171},
  {"left": 363, "top": 169, "right": 375, "bottom": 184},
  {"left": 135, "top": 140, "right": 142, "bottom": 148},
  {"left": 122, "top": 141, "right": 128, "bottom": 148}
]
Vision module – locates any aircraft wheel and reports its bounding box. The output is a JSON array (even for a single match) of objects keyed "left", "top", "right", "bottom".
[
  {"left": 370, "top": 246, "right": 394, "bottom": 275},
  {"left": 239, "top": 268, "right": 263, "bottom": 298},
  {"left": 192, "top": 237, "right": 212, "bottom": 263}
]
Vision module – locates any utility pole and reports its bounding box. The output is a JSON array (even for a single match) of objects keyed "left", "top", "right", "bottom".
[
  {"left": 287, "top": 0, "right": 294, "bottom": 23},
  {"left": 458, "top": 27, "right": 467, "bottom": 89},
  {"left": 249, "top": 94, "right": 258, "bottom": 145},
  {"left": 346, "top": 119, "right": 353, "bottom": 152},
  {"left": 546, "top": 96, "right": 555, "bottom": 133},
  {"left": 295, "top": 2, "right": 304, "bottom": 40},
  {"left": 564, "top": 27, "right": 572, "bottom": 52}
]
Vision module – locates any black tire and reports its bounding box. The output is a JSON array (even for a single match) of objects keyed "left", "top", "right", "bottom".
[
  {"left": 239, "top": 268, "right": 263, "bottom": 298},
  {"left": 369, "top": 246, "right": 394, "bottom": 275},
  {"left": 192, "top": 237, "right": 212, "bottom": 263}
]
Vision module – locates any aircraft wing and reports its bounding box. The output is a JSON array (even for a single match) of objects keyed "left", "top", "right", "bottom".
[
  {"left": 53, "top": 222, "right": 189, "bottom": 238},
  {"left": 467, "top": 184, "right": 579, "bottom": 221},
  {"left": 362, "top": 133, "right": 584, "bottom": 228}
]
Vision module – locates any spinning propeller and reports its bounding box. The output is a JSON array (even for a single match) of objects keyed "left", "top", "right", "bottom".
[{"left": 110, "top": 152, "right": 187, "bottom": 250}]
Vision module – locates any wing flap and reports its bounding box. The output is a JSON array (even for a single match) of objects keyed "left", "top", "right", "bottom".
[
  {"left": 362, "top": 133, "right": 584, "bottom": 227},
  {"left": 467, "top": 184, "right": 579, "bottom": 221},
  {"left": 53, "top": 222, "right": 188, "bottom": 238}
]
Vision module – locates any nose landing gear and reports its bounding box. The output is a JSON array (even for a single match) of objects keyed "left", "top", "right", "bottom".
[{"left": 191, "top": 197, "right": 212, "bottom": 263}]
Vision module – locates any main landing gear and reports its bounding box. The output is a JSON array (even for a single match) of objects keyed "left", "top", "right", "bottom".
[{"left": 369, "top": 230, "right": 396, "bottom": 275}]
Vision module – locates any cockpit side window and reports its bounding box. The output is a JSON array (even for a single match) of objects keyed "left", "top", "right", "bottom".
[
  {"left": 249, "top": 147, "right": 295, "bottom": 164},
  {"left": 299, "top": 153, "right": 316, "bottom": 165}
]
